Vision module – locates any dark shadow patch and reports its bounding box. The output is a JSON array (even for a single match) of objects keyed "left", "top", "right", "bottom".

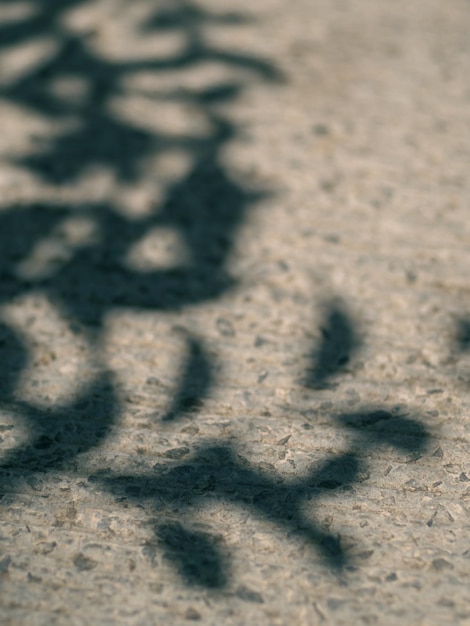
[
  {"left": 456, "top": 317, "right": 470, "bottom": 352},
  {"left": 336, "top": 409, "right": 430, "bottom": 454},
  {"left": 0, "top": 322, "right": 28, "bottom": 399},
  {"left": 304, "top": 301, "right": 361, "bottom": 389},
  {"left": 0, "top": 371, "right": 118, "bottom": 480},
  {"left": 162, "top": 335, "right": 214, "bottom": 422},
  {"left": 146, "top": 4, "right": 251, "bottom": 32},
  {"left": 20, "top": 113, "right": 157, "bottom": 184},
  {"left": 157, "top": 521, "right": 227, "bottom": 588},
  {"left": 309, "top": 454, "right": 368, "bottom": 490}
]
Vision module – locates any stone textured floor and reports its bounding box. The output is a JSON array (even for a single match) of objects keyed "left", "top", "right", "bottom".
[{"left": 0, "top": 1, "right": 469, "bottom": 624}]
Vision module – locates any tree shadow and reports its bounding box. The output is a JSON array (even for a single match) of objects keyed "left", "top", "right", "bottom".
[
  {"left": 91, "top": 443, "right": 355, "bottom": 587},
  {"left": 0, "top": 0, "right": 433, "bottom": 594},
  {"left": 88, "top": 304, "right": 430, "bottom": 589},
  {"left": 0, "top": 0, "right": 282, "bottom": 499},
  {"left": 0, "top": 0, "right": 280, "bottom": 320},
  {"left": 93, "top": 404, "right": 430, "bottom": 589},
  {"left": 0, "top": 0, "right": 282, "bottom": 184}
]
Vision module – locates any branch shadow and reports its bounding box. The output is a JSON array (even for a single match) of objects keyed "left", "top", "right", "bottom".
[
  {"left": 92, "top": 398, "right": 430, "bottom": 589},
  {"left": 91, "top": 442, "right": 357, "bottom": 588}
]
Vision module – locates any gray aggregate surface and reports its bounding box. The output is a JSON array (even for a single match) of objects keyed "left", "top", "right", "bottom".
[{"left": 0, "top": 1, "right": 469, "bottom": 624}]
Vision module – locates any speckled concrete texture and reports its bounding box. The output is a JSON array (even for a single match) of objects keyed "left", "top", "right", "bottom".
[{"left": 0, "top": 1, "right": 469, "bottom": 624}]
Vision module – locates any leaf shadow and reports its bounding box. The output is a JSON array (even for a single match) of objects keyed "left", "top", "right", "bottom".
[{"left": 304, "top": 300, "right": 361, "bottom": 389}]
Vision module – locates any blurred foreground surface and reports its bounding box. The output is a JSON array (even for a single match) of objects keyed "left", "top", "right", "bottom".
[{"left": 0, "top": 1, "right": 469, "bottom": 624}]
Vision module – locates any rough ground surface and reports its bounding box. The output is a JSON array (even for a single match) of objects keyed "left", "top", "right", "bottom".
[{"left": 0, "top": 1, "right": 469, "bottom": 624}]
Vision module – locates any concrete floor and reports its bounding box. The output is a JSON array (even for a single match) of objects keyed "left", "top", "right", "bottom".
[{"left": 0, "top": 1, "right": 469, "bottom": 624}]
